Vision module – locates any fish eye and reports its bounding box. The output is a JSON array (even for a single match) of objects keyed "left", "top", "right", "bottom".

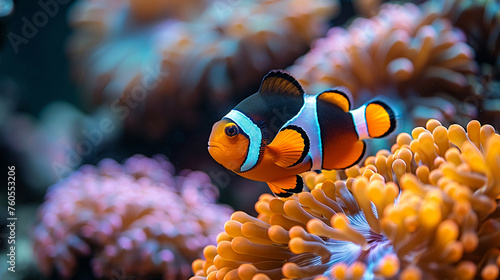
[{"left": 225, "top": 123, "right": 239, "bottom": 138}]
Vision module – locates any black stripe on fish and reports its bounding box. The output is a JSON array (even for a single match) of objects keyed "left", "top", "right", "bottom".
[
  {"left": 316, "top": 97, "right": 358, "bottom": 170},
  {"left": 234, "top": 92, "right": 304, "bottom": 143}
]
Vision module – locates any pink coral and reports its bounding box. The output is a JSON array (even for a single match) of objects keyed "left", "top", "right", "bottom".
[{"left": 32, "top": 154, "right": 233, "bottom": 279}]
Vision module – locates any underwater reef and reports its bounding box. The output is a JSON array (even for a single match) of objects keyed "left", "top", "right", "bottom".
[
  {"left": 289, "top": 0, "right": 500, "bottom": 129},
  {"left": 0, "top": 0, "right": 13, "bottom": 48},
  {"left": 67, "top": 0, "right": 338, "bottom": 138},
  {"left": 191, "top": 119, "right": 500, "bottom": 280},
  {"left": 0, "top": 100, "right": 120, "bottom": 191},
  {"left": 32, "top": 155, "right": 233, "bottom": 279},
  {"left": 2, "top": 0, "right": 500, "bottom": 279}
]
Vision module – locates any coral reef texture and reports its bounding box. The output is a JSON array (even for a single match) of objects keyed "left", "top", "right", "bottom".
[
  {"left": 191, "top": 119, "right": 500, "bottom": 280},
  {"left": 435, "top": 0, "right": 500, "bottom": 122},
  {"left": 32, "top": 155, "right": 233, "bottom": 279},
  {"left": 289, "top": 1, "right": 490, "bottom": 127},
  {"left": 1, "top": 101, "right": 118, "bottom": 190},
  {"left": 67, "top": 0, "right": 338, "bottom": 138}
]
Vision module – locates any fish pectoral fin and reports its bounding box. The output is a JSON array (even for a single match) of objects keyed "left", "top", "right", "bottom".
[
  {"left": 268, "top": 126, "right": 309, "bottom": 168},
  {"left": 267, "top": 175, "right": 304, "bottom": 198},
  {"left": 318, "top": 87, "right": 353, "bottom": 112},
  {"left": 259, "top": 70, "right": 305, "bottom": 96}
]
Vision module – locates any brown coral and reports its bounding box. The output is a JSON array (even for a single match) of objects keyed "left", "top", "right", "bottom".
[
  {"left": 289, "top": 2, "right": 478, "bottom": 127},
  {"left": 431, "top": 0, "right": 500, "bottom": 125},
  {"left": 32, "top": 154, "right": 233, "bottom": 279},
  {"left": 191, "top": 119, "right": 500, "bottom": 280},
  {"left": 67, "top": 0, "right": 338, "bottom": 138},
  {"left": 435, "top": 0, "right": 500, "bottom": 67}
]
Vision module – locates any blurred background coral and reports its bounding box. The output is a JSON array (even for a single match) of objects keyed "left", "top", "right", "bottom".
[{"left": 1, "top": 0, "right": 500, "bottom": 279}]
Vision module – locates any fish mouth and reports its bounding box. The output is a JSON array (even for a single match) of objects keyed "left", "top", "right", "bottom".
[{"left": 207, "top": 141, "right": 223, "bottom": 150}]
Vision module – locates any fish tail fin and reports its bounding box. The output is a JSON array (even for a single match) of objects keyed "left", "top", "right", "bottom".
[
  {"left": 351, "top": 100, "right": 397, "bottom": 140},
  {"left": 364, "top": 100, "right": 397, "bottom": 138}
]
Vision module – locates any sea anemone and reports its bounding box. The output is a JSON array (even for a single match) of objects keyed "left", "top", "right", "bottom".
[
  {"left": 436, "top": 0, "right": 500, "bottom": 68},
  {"left": 433, "top": 0, "right": 500, "bottom": 125},
  {"left": 351, "top": 0, "right": 382, "bottom": 17},
  {"left": 191, "top": 119, "right": 500, "bottom": 280},
  {"left": 33, "top": 154, "right": 233, "bottom": 279},
  {"left": 289, "top": 1, "right": 478, "bottom": 128},
  {"left": 67, "top": 0, "right": 338, "bottom": 138}
]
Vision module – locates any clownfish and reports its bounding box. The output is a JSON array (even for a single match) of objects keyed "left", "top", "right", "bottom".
[{"left": 208, "top": 70, "right": 396, "bottom": 197}]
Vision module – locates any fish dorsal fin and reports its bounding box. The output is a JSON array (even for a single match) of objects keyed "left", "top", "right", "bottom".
[
  {"left": 318, "top": 87, "right": 353, "bottom": 112},
  {"left": 267, "top": 175, "right": 304, "bottom": 198},
  {"left": 268, "top": 126, "right": 309, "bottom": 168},
  {"left": 259, "top": 70, "right": 305, "bottom": 96}
]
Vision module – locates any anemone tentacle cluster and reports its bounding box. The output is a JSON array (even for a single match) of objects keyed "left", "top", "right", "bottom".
[
  {"left": 191, "top": 119, "right": 500, "bottom": 280},
  {"left": 436, "top": 0, "right": 500, "bottom": 67},
  {"left": 289, "top": 1, "right": 479, "bottom": 127},
  {"left": 33, "top": 154, "right": 233, "bottom": 279},
  {"left": 433, "top": 0, "right": 500, "bottom": 122},
  {"left": 67, "top": 0, "right": 338, "bottom": 138}
]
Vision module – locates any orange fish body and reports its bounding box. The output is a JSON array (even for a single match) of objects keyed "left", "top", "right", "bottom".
[
  {"left": 208, "top": 70, "right": 396, "bottom": 197},
  {"left": 238, "top": 146, "right": 312, "bottom": 183}
]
